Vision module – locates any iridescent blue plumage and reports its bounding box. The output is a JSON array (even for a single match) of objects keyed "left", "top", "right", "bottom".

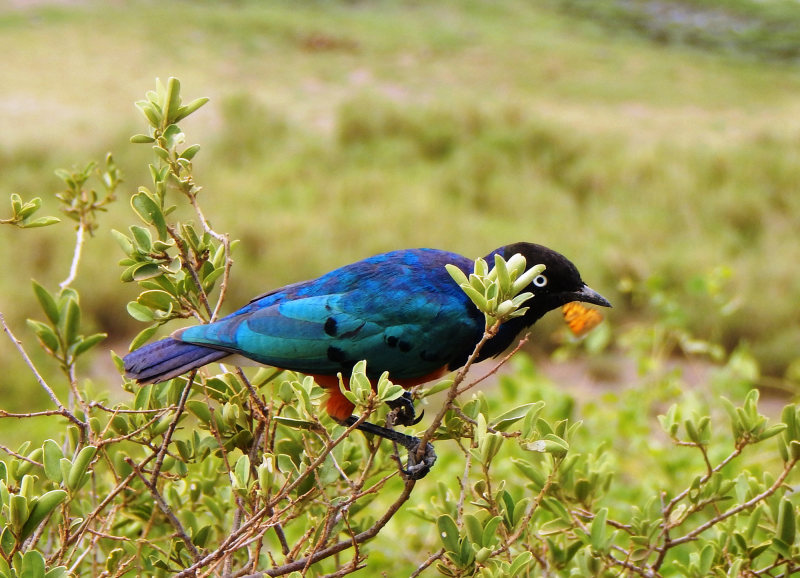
[{"left": 175, "top": 249, "right": 482, "bottom": 380}]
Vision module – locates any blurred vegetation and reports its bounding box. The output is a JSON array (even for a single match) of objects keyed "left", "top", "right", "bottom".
[{"left": 554, "top": 0, "right": 800, "bottom": 62}]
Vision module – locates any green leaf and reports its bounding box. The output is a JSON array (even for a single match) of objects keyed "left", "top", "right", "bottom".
[
  {"left": 42, "top": 440, "right": 63, "bottom": 483},
  {"left": 791, "top": 440, "right": 800, "bottom": 461},
  {"left": 539, "top": 518, "right": 572, "bottom": 535},
  {"left": 129, "top": 324, "right": 159, "bottom": 351},
  {"left": 511, "top": 458, "right": 547, "bottom": 489},
  {"left": 174, "top": 97, "right": 210, "bottom": 122},
  {"left": 782, "top": 404, "right": 799, "bottom": 440},
  {"left": 180, "top": 144, "right": 201, "bottom": 160},
  {"left": 508, "top": 551, "right": 533, "bottom": 576},
  {"left": 186, "top": 400, "right": 213, "bottom": 424},
  {"left": 493, "top": 253, "right": 511, "bottom": 292},
  {"left": 21, "top": 216, "right": 61, "bottom": 228},
  {"left": 464, "top": 514, "right": 482, "bottom": 546},
  {"left": 130, "top": 134, "right": 156, "bottom": 144},
  {"left": 163, "top": 124, "right": 184, "bottom": 149},
  {"left": 511, "top": 264, "right": 545, "bottom": 295},
  {"left": 131, "top": 191, "right": 168, "bottom": 240},
  {"left": 16, "top": 196, "right": 41, "bottom": 218},
  {"left": 132, "top": 263, "right": 162, "bottom": 281},
  {"left": 490, "top": 402, "right": 544, "bottom": 432},
  {"left": 201, "top": 267, "right": 225, "bottom": 291},
  {"left": 482, "top": 516, "right": 502, "bottom": 548},
  {"left": 60, "top": 297, "right": 81, "bottom": 346},
  {"left": 420, "top": 379, "right": 453, "bottom": 397},
  {"left": 10, "top": 494, "right": 29, "bottom": 535},
  {"left": 10, "top": 192, "right": 22, "bottom": 214},
  {"left": 26, "top": 320, "right": 60, "bottom": 354},
  {"left": 0, "top": 526, "right": 14, "bottom": 557},
  {"left": 437, "top": 514, "right": 460, "bottom": 554},
  {"left": 523, "top": 434, "right": 569, "bottom": 456},
  {"left": 165, "top": 77, "right": 182, "bottom": 124},
  {"left": 20, "top": 490, "right": 67, "bottom": 542},
  {"left": 71, "top": 333, "right": 107, "bottom": 358},
  {"left": 20, "top": 550, "right": 46, "bottom": 578},
  {"left": 461, "top": 284, "right": 489, "bottom": 311},
  {"left": 233, "top": 454, "right": 250, "bottom": 491},
  {"left": 136, "top": 100, "right": 162, "bottom": 127},
  {"left": 127, "top": 302, "right": 155, "bottom": 322},
  {"left": 67, "top": 446, "right": 97, "bottom": 491},
  {"left": 590, "top": 508, "right": 608, "bottom": 552},
  {"left": 130, "top": 224, "right": 153, "bottom": 252},
  {"left": 137, "top": 290, "right": 175, "bottom": 312},
  {"left": 445, "top": 263, "right": 469, "bottom": 286},
  {"left": 776, "top": 498, "right": 796, "bottom": 547},
  {"left": 348, "top": 360, "right": 372, "bottom": 405}
]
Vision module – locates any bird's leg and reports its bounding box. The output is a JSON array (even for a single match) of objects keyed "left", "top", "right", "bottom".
[
  {"left": 343, "top": 415, "right": 436, "bottom": 480},
  {"left": 385, "top": 390, "right": 424, "bottom": 427}
]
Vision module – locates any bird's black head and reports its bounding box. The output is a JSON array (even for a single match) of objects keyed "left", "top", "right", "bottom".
[
  {"left": 450, "top": 242, "right": 611, "bottom": 366},
  {"left": 468, "top": 242, "right": 611, "bottom": 363},
  {"left": 490, "top": 242, "right": 611, "bottom": 318}
]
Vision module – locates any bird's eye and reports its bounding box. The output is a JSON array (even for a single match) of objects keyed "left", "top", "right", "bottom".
[{"left": 532, "top": 274, "right": 548, "bottom": 288}]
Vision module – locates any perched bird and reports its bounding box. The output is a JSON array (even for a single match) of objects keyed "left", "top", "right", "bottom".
[{"left": 124, "top": 242, "right": 610, "bottom": 478}]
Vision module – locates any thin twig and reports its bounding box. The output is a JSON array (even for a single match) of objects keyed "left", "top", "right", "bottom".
[
  {"left": 456, "top": 332, "right": 530, "bottom": 396},
  {"left": 410, "top": 549, "right": 445, "bottom": 578},
  {"left": 125, "top": 457, "right": 200, "bottom": 560},
  {"left": 211, "top": 234, "right": 232, "bottom": 322},
  {"left": 149, "top": 374, "right": 195, "bottom": 486},
  {"left": 168, "top": 224, "right": 213, "bottom": 318},
  {"left": 0, "top": 311, "right": 85, "bottom": 430},
  {"left": 663, "top": 457, "right": 798, "bottom": 549},
  {"left": 60, "top": 220, "right": 86, "bottom": 290},
  {"left": 0, "top": 443, "right": 43, "bottom": 466}
]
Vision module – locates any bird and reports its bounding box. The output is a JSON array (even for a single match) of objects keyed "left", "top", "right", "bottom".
[{"left": 123, "top": 242, "right": 610, "bottom": 479}]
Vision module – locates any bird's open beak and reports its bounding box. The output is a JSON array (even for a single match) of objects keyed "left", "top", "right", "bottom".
[{"left": 573, "top": 284, "right": 612, "bottom": 308}]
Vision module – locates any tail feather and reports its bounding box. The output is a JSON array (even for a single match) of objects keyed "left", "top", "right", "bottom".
[{"left": 123, "top": 338, "right": 229, "bottom": 384}]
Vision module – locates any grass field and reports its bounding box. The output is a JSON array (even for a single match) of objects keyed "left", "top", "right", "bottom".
[{"left": 2, "top": 0, "right": 800, "bottom": 402}]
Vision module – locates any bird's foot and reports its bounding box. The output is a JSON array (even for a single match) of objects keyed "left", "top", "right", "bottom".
[
  {"left": 345, "top": 415, "right": 436, "bottom": 479},
  {"left": 387, "top": 391, "right": 424, "bottom": 427},
  {"left": 402, "top": 438, "right": 437, "bottom": 480}
]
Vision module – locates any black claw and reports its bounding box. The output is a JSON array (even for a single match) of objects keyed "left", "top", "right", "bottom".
[
  {"left": 387, "top": 391, "right": 422, "bottom": 427},
  {"left": 344, "top": 415, "right": 437, "bottom": 479},
  {"left": 401, "top": 439, "right": 437, "bottom": 480}
]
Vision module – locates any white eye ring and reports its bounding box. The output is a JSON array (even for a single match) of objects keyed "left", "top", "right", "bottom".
[{"left": 532, "top": 274, "right": 548, "bottom": 287}]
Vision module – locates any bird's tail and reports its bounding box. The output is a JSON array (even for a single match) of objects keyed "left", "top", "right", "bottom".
[{"left": 123, "top": 338, "right": 228, "bottom": 384}]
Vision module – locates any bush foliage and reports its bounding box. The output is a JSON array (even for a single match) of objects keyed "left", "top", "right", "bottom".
[{"left": 0, "top": 80, "right": 799, "bottom": 577}]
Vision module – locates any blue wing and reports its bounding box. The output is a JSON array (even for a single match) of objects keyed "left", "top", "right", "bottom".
[{"left": 176, "top": 249, "right": 483, "bottom": 380}]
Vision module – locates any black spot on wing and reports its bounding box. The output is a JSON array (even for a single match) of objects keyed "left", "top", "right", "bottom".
[
  {"left": 327, "top": 346, "right": 346, "bottom": 362},
  {"left": 324, "top": 317, "right": 337, "bottom": 336},
  {"left": 398, "top": 340, "right": 412, "bottom": 353},
  {"left": 420, "top": 350, "right": 439, "bottom": 362},
  {"left": 386, "top": 335, "right": 398, "bottom": 348}
]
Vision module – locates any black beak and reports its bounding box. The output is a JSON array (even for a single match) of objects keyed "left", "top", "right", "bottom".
[{"left": 573, "top": 284, "right": 612, "bottom": 308}]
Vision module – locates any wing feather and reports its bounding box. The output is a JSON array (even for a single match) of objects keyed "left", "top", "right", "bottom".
[{"left": 177, "top": 249, "right": 481, "bottom": 379}]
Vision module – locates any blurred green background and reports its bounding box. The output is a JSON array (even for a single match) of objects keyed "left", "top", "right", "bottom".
[{"left": 2, "top": 0, "right": 800, "bottom": 422}]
